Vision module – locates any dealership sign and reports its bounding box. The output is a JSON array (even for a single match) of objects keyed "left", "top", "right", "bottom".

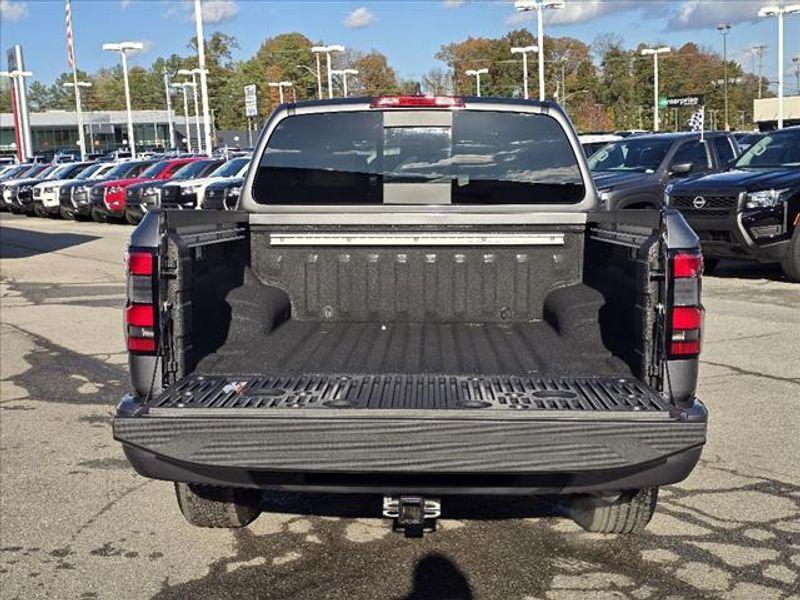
[{"left": 660, "top": 95, "right": 705, "bottom": 108}]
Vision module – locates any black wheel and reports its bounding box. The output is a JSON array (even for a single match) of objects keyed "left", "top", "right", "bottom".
[
  {"left": 60, "top": 207, "right": 76, "bottom": 220},
  {"left": 780, "top": 227, "right": 800, "bottom": 282},
  {"left": 125, "top": 210, "right": 141, "bottom": 226},
  {"left": 33, "top": 204, "right": 48, "bottom": 217},
  {"left": 703, "top": 258, "right": 721, "bottom": 276},
  {"left": 570, "top": 487, "right": 658, "bottom": 534},
  {"left": 175, "top": 483, "right": 261, "bottom": 528},
  {"left": 91, "top": 209, "right": 107, "bottom": 223}
]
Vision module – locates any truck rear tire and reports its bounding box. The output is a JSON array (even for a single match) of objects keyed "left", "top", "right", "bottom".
[
  {"left": 569, "top": 487, "right": 658, "bottom": 534},
  {"left": 174, "top": 483, "right": 261, "bottom": 528},
  {"left": 780, "top": 228, "right": 800, "bottom": 282}
]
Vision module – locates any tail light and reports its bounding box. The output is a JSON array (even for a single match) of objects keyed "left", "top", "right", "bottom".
[
  {"left": 370, "top": 96, "right": 464, "bottom": 108},
  {"left": 125, "top": 249, "right": 158, "bottom": 354},
  {"left": 668, "top": 250, "right": 704, "bottom": 358}
]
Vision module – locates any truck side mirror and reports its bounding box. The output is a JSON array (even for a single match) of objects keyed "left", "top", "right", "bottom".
[{"left": 669, "top": 162, "right": 693, "bottom": 176}]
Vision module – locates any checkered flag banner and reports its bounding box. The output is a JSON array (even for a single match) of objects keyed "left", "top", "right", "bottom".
[{"left": 687, "top": 107, "right": 705, "bottom": 132}]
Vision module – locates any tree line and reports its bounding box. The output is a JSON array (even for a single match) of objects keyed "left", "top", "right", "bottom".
[{"left": 0, "top": 30, "right": 768, "bottom": 133}]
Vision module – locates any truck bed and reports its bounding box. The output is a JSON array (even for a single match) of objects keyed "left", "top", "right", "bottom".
[{"left": 196, "top": 320, "right": 632, "bottom": 378}]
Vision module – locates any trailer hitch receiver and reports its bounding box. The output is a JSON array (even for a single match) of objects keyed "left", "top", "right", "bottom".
[{"left": 383, "top": 496, "right": 441, "bottom": 538}]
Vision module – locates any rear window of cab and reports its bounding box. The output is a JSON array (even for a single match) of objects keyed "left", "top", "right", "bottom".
[{"left": 252, "top": 111, "right": 585, "bottom": 205}]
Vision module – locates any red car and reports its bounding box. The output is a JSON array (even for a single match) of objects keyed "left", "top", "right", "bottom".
[{"left": 90, "top": 157, "right": 201, "bottom": 222}]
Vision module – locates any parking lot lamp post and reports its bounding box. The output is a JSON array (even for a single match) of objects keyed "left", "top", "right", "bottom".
[
  {"left": 465, "top": 68, "right": 488, "bottom": 97},
  {"left": 513, "top": 0, "right": 565, "bottom": 101},
  {"left": 172, "top": 82, "right": 192, "bottom": 153},
  {"left": 163, "top": 71, "right": 176, "bottom": 150},
  {"left": 102, "top": 42, "right": 143, "bottom": 158},
  {"left": 192, "top": 0, "right": 213, "bottom": 155},
  {"left": 179, "top": 69, "right": 203, "bottom": 154},
  {"left": 268, "top": 81, "right": 294, "bottom": 104},
  {"left": 311, "top": 45, "right": 345, "bottom": 99},
  {"left": 716, "top": 23, "right": 731, "bottom": 130},
  {"left": 510, "top": 45, "right": 538, "bottom": 99},
  {"left": 331, "top": 69, "right": 358, "bottom": 97},
  {"left": 759, "top": 5, "right": 800, "bottom": 129},
  {"left": 62, "top": 81, "right": 91, "bottom": 160},
  {"left": 641, "top": 46, "right": 671, "bottom": 132}
]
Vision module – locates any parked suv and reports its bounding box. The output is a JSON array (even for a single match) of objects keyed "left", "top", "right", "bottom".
[
  {"left": 58, "top": 162, "right": 117, "bottom": 220},
  {"left": 114, "top": 97, "right": 708, "bottom": 536},
  {"left": 666, "top": 126, "right": 800, "bottom": 280},
  {"left": 589, "top": 132, "right": 739, "bottom": 210},
  {"left": 88, "top": 160, "right": 157, "bottom": 222}
]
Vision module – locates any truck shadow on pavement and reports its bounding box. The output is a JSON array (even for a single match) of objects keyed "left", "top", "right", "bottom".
[
  {"left": 0, "top": 225, "right": 100, "bottom": 259},
  {"left": 148, "top": 466, "right": 800, "bottom": 600},
  {"left": 709, "top": 260, "right": 789, "bottom": 282}
]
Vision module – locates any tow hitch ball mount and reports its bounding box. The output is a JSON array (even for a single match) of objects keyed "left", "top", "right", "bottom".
[{"left": 383, "top": 496, "right": 441, "bottom": 538}]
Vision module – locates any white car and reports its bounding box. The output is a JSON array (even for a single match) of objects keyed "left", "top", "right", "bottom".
[
  {"left": 32, "top": 162, "right": 96, "bottom": 215},
  {"left": 578, "top": 133, "right": 623, "bottom": 158},
  {"left": 159, "top": 157, "right": 250, "bottom": 209}
]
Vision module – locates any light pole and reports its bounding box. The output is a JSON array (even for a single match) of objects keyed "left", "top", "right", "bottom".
[
  {"left": 717, "top": 23, "right": 731, "bottom": 130},
  {"left": 311, "top": 45, "right": 345, "bottom": 99},
  {"left": 641, "top": 46, "right": 671, "bottom": 132},
  {"left": 510, "top": 45, "right": 538, "bottom": 99},
  {"left": 310, "top": 47, "right": 325, "bottom": 99},
  {"left": 163, "top": 71, "right": 176, "bottom": 149},
  {"left": 102, "top": 41, "right": 143, "bottom": 157},
  {"left": 331, "top": 69, "right": 358, "bottom": 97},
  {"left": 171, "top": 82, "right": 192, "bottom": 152},
  {"left": 268, "top": 81, "right": 294, "bottom": 104},
  {"left": 179, "top": 69, "right": 203, "bottom": 154},
  {"left": 193, "top": 0, "right": 213, "bottom": 155},
  {"left": 465, "top": 68, "right": 488, "bottom": 97},
  {"left": 513, "top": 0, "right": 565, "bottom": 101},
  {"left": 759, "top": 5, "right": 800, "bottom": 129},
  {"left": 63, "top": 81, "right": 91, "bottom": 160}
]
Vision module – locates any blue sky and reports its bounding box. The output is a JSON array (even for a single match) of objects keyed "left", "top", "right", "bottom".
[{"left": 2, "top": 1, "right": 799, "bottom": 90}]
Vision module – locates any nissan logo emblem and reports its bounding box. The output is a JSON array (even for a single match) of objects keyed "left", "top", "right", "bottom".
[{"left": 692, "top": 196, "right": 707, "bottom": 209}]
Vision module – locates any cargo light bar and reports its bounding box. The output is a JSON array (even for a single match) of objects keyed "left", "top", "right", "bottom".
[{"left": 371, "top": 96, "right": 465, "bottom": 108}]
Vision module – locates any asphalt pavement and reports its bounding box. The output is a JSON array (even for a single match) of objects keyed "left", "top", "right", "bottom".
[{"left": 1, "top": 212, "right": 799, "bottom": 600}]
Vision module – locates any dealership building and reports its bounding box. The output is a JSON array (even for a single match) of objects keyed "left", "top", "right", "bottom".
[{"left": 0, "top": 109, "right": 194, "bottom": 157}]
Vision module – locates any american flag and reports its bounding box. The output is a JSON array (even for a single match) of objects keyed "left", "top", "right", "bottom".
[
  {"left": 65, "top": 0, "right": 75, "bottom": 69},
  {"left": 687, "top": 107, "right": 704, "bottom": 132}
]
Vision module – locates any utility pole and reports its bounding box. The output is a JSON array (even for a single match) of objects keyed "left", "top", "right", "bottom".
[
  {"left": 172, "top": 82, "right": 192, "bottom": 152},
  {"left": 753, "top": 45, "right": 767, "bottom": 99},
  {"left": 717, "top": 23, "right": 731, "bottom": 130}
]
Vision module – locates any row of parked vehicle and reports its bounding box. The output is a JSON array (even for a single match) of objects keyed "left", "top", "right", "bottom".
[
  {"left": 581, "top": 127, "right": 800, "bottom": 281},
  {"left": 0, "top": 153, "right": 249, "bottom": 224}
]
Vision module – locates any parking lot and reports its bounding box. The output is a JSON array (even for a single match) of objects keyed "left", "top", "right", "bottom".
[{"left": 1, "top": 212, "right": 799, "bottom": 600}]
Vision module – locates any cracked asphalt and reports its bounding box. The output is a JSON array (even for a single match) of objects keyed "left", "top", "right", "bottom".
[{"left": 1, "top": 212, "right": 799, "bottom": 600}]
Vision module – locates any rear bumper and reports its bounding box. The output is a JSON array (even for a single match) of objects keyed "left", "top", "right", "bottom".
[{"left": 114, "top": 398, "right": 707, "bottom": 495}]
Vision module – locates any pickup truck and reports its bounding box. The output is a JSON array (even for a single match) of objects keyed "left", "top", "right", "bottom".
[
  {"left": 589, "top": 132, "right": 739, "bottom": 210},
  {"left": 666, "top": 126, "right": 800, "bottom": 281},
  {"left": 113, "top": 96, "right": 708, "bottom": 537}
]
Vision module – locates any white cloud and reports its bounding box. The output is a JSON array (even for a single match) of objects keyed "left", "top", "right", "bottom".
[
  {"left": 163, "top": 0, "right": 239, "bottom": 23},
  {"left": 0, "top": 0, "right": 28, "bottom": 22},
  {"left": 668, "top": 1, "right": 764, "bottom": 30},
  {"left": 201, "top": 0, "right": 239, "bottom": 24},
  {"left": 120, "top": 0, "right": 133, "bottom": 8},
  {"left": 444, "top": 0, "right": 465, "bottom": 7},
  {"left": 344, "top": 6, "right": 376, "bottom": 29}
]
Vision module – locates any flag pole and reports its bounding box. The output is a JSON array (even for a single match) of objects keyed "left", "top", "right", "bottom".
[
  {"left": 66, "top": 0, "right": 87, "bottom": 161},
  {"left": 700, "top": 105, "right": 705, "bottom": 142}
]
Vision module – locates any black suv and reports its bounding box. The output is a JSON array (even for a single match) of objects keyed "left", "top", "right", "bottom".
[
  {"left": 666, "top": 126, "right": 800, "bottom": 280},
  {"left": 589, "top": 132, "right": 739, "bottom": 210}
]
